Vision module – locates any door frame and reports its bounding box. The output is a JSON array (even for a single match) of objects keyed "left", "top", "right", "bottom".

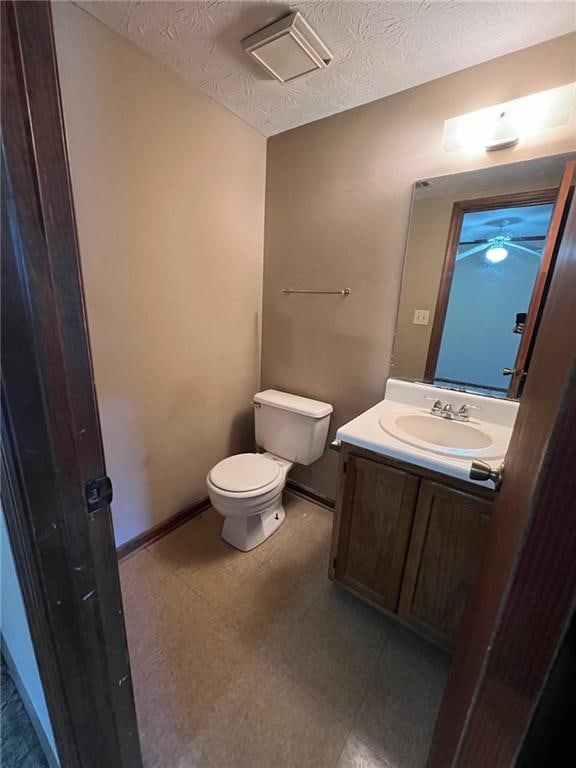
[
  {"left": 423, "top": 187, "right": 560, "bottom": 394},
  {"left": 1, "top": 2, "right": 142, "bottom": 766}
]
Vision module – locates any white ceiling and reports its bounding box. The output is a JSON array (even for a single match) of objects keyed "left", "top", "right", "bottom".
[{"left": 77, "top": 1, "right": 576, "bottom": 136}]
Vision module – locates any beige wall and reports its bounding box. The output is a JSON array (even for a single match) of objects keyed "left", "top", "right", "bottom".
[
  {"left": 262, "top": 34, "right": 576, "bottom": 500},
  {"left": 53, "top": 3, "right": 266, "bottom": 546}
]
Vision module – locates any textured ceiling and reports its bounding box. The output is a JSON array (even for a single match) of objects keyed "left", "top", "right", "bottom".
[{"left": 77, "top": 1, "right": 576, "bottom": 136}]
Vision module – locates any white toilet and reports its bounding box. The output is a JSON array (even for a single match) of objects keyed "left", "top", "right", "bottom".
[{"left": 207, "top": 390, "right": 333, "bottom": 552}]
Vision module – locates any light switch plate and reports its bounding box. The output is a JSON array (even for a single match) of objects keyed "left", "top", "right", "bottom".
[{"left": 413, "top": 309, "right": 430, "bottom": 325}]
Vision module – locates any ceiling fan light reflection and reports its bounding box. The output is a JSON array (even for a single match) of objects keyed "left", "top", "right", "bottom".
[{"left": 485, "top": 246, "right": 509, "bottom": 263}]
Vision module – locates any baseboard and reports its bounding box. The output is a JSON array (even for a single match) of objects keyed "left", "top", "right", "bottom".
[
  {"left": 116, "top": 484, "right": 331, "bottom": 562},
  {"left": 286, "top": 480, "right": 335, "bottom": 510},
  {"left": 116, "top": 497, "right": 211, "bottom": 562},
  {"left": 1, "top": 638, "right": 60, "bottom": 768}
]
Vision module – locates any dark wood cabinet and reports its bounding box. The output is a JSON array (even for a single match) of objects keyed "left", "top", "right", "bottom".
[
  {"left": 398, "top": 481, "right": 492, "bottom": 644},
  {"left": 335, "top": 455, "right": 419, "bottom": 612},
  {"left": 332, "top": 444, "right": 494, "bottom": 649}
]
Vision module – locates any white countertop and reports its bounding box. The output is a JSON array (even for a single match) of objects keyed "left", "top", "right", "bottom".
[{"left": 336, "top": 379, "right": 519, "bottom": 487}]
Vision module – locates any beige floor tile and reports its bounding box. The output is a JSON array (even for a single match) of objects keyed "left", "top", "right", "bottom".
[
  {"left": 269, "top": 586, "right": 388, "bottom": 726},
  {"left": 136, "top": 592, "right": 272, "bottom": 737},
  {"left": 122, "top": 552, "right": 227, "bottom": 668},
  {"left": 179, "top": 552, "right": 265, "bottom": 610},
  {"left": 284, "top": 493, "right": 335, "bottom": 544},
  {"left": 148, "top": 509, "right": 255, "bottom": 575},
  {"left": 123, "top": 497, "right": 449, "bottom": 768},
  {"left": 308, "top": 579, "right": 398, "bottom": 640},
  {"left": 336, "top": 734, "right": 391, "bottom": 768},
  {"left": 120, "top": 550, "right": 191, "bottom": 665},
  {"left": 216, "top": 528, "right": 332, "bottom": 647},
  {"left": 353, "top": 623, "right": 451, "bottom": 768},
  {"left": 148, "top": 505, "right": 300, "bottom": 611},
  {"left": 120, "top": 547, "right": 174, "bottom": 599},
  {"left": 132, "top": 663, "right": 212, "bottom": 768},
  {"left": 196, "top": 665, "right": 349, "bottom": 768},
  {"left": 250, "top": 498, "right": 307, "bottom": 563}
]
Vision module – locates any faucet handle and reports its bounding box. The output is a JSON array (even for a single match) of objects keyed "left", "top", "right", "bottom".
[
  {"left": 456, "top": 404, "right": 471, "bottom": 421},
  {"left": 425, "top": 396, "right": 443, "bottom": 413},
  {"left": 456, "top": 403, "right": 482, "bottom": 421}
]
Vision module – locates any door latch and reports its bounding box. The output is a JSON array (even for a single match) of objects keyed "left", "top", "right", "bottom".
[{"left": 85, "top": 476, "right": 113, "bottom": 513}]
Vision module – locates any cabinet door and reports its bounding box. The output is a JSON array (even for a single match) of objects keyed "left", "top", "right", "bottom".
[
  {"left": 399, "top": 480, "right": 492, "bottom": 644},
  {"left": 335, "top": 455, "right": 419, "bottom": 613}
]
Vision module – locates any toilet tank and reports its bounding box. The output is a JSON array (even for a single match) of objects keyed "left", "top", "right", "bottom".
[{"left": 253, "top": 390, "right": 333, "bottom": 465}]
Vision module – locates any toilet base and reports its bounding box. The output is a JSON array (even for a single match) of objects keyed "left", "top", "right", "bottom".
[{"left": 221, "top": 497, "right": 286, "bottom": 552}]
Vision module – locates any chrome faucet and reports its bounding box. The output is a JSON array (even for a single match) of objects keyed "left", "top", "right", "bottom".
[
  {"left": 426, "top": 397, "right": 475, "bottom": 422},
  {"left": 442, "top": 403, "right": 454, "bottom": 419}
]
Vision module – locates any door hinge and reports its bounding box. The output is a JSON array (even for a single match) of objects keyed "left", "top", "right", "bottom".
[{"left": 85, "top": 476, "right": 113, "bottom": 513}]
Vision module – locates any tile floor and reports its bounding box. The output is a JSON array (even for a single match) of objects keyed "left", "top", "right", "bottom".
[{"left": 120, "top": 493, "right": 451, "bottom": 768}]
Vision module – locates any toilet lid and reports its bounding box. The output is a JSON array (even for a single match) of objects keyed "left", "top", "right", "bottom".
[{"left": 209, "top": 453, "right": 281, "bottom": 493}]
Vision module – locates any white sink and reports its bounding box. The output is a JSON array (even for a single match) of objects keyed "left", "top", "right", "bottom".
[
  {"left": 379, "top": 412, "right": 493, "bottom": 457},
  {"left": 336, "top": 379, "right": 519, "bottom": 484}
]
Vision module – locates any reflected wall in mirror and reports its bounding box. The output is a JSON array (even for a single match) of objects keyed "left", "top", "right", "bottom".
[{"left": 392, "top": 153, "right": 576, "bottom": 398}]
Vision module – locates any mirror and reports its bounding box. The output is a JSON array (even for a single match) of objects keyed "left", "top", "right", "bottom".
[{"left": 391, "top": 152, "right": 575, "bottom": 398}]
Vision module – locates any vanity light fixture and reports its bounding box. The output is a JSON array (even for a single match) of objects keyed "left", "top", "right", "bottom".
[
  {"left": 484, "top": 110, "right": 519, "bottom": 151},
  {"left": 444, "top": 83, "right": 575, "bottom": 153},
  {"left": 242, "top": 11, "right": 332, "bottom": 83}
]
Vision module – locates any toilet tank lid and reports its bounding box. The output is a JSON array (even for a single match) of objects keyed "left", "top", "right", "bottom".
[{"left": 253, "top": 390, "right": 333, "bottom": 418}]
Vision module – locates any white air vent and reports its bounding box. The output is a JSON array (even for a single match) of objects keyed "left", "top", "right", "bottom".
[{"left": 243, "top": 12, "right": 332, "bottom": 84}]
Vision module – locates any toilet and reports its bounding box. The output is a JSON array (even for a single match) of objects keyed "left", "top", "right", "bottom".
[{"left": 207, "top": 390, "right": 333, "bottom": 551}]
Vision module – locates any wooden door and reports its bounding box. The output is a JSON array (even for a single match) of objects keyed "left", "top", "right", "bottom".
[
  {"left": 398, "top": 481, "right": 492, "bottom": 645},
  {"left": 1, "top": 3, "right": 142, "bottom": 766},
  {"left": 429, "top": 196, "right": 576, "bottom": 766},
  {"left": 335, "top": 455, "right": 419, "bottom": 612}
]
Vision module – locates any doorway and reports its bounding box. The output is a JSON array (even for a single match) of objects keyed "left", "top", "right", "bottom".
[
  {"left": 425, "top": 190, "right": 558, "bottom": 397},
  {"left": 3, "top": 4, "right": 576, "bottom": 768}
]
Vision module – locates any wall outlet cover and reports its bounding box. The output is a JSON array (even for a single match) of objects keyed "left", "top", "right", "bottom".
[{"left": 413, "top": 309, "right": 430, "bottom": 325}]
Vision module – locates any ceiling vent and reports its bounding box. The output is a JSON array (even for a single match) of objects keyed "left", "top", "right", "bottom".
[{"left": 243, "top": 12, "right": 332, "bottom": 84}]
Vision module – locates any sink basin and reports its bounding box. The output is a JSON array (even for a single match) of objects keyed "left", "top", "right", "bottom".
[{"left": 379, "top": 412, "right": 494, "bottom": 456}]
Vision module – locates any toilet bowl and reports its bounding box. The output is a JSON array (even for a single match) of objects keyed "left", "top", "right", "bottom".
[
  {"left": 207, "top": 452, "right": 293, "bottom": 551},
  {"left": 206, "top": 389, "right": 333, "bottom": 552}
]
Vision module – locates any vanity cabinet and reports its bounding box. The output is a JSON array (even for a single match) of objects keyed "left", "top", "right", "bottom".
[
  {"left": 397, "top": 480, "right": 492, "bottom": 643},
  {"left": 332, "top": 445, "right": 494, "bottom": 649},
  {"left": 334, "top": 455, "right": 419, "bottom": 613}
]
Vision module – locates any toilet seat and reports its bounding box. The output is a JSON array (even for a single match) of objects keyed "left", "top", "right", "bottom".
[{"left": 209, "top": 453, "right": 282, "bottom": 495}]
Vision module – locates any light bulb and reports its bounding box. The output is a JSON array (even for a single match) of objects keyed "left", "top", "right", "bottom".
[{"left": 485, "top": 246, "right": 508, "bottom": 263}]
